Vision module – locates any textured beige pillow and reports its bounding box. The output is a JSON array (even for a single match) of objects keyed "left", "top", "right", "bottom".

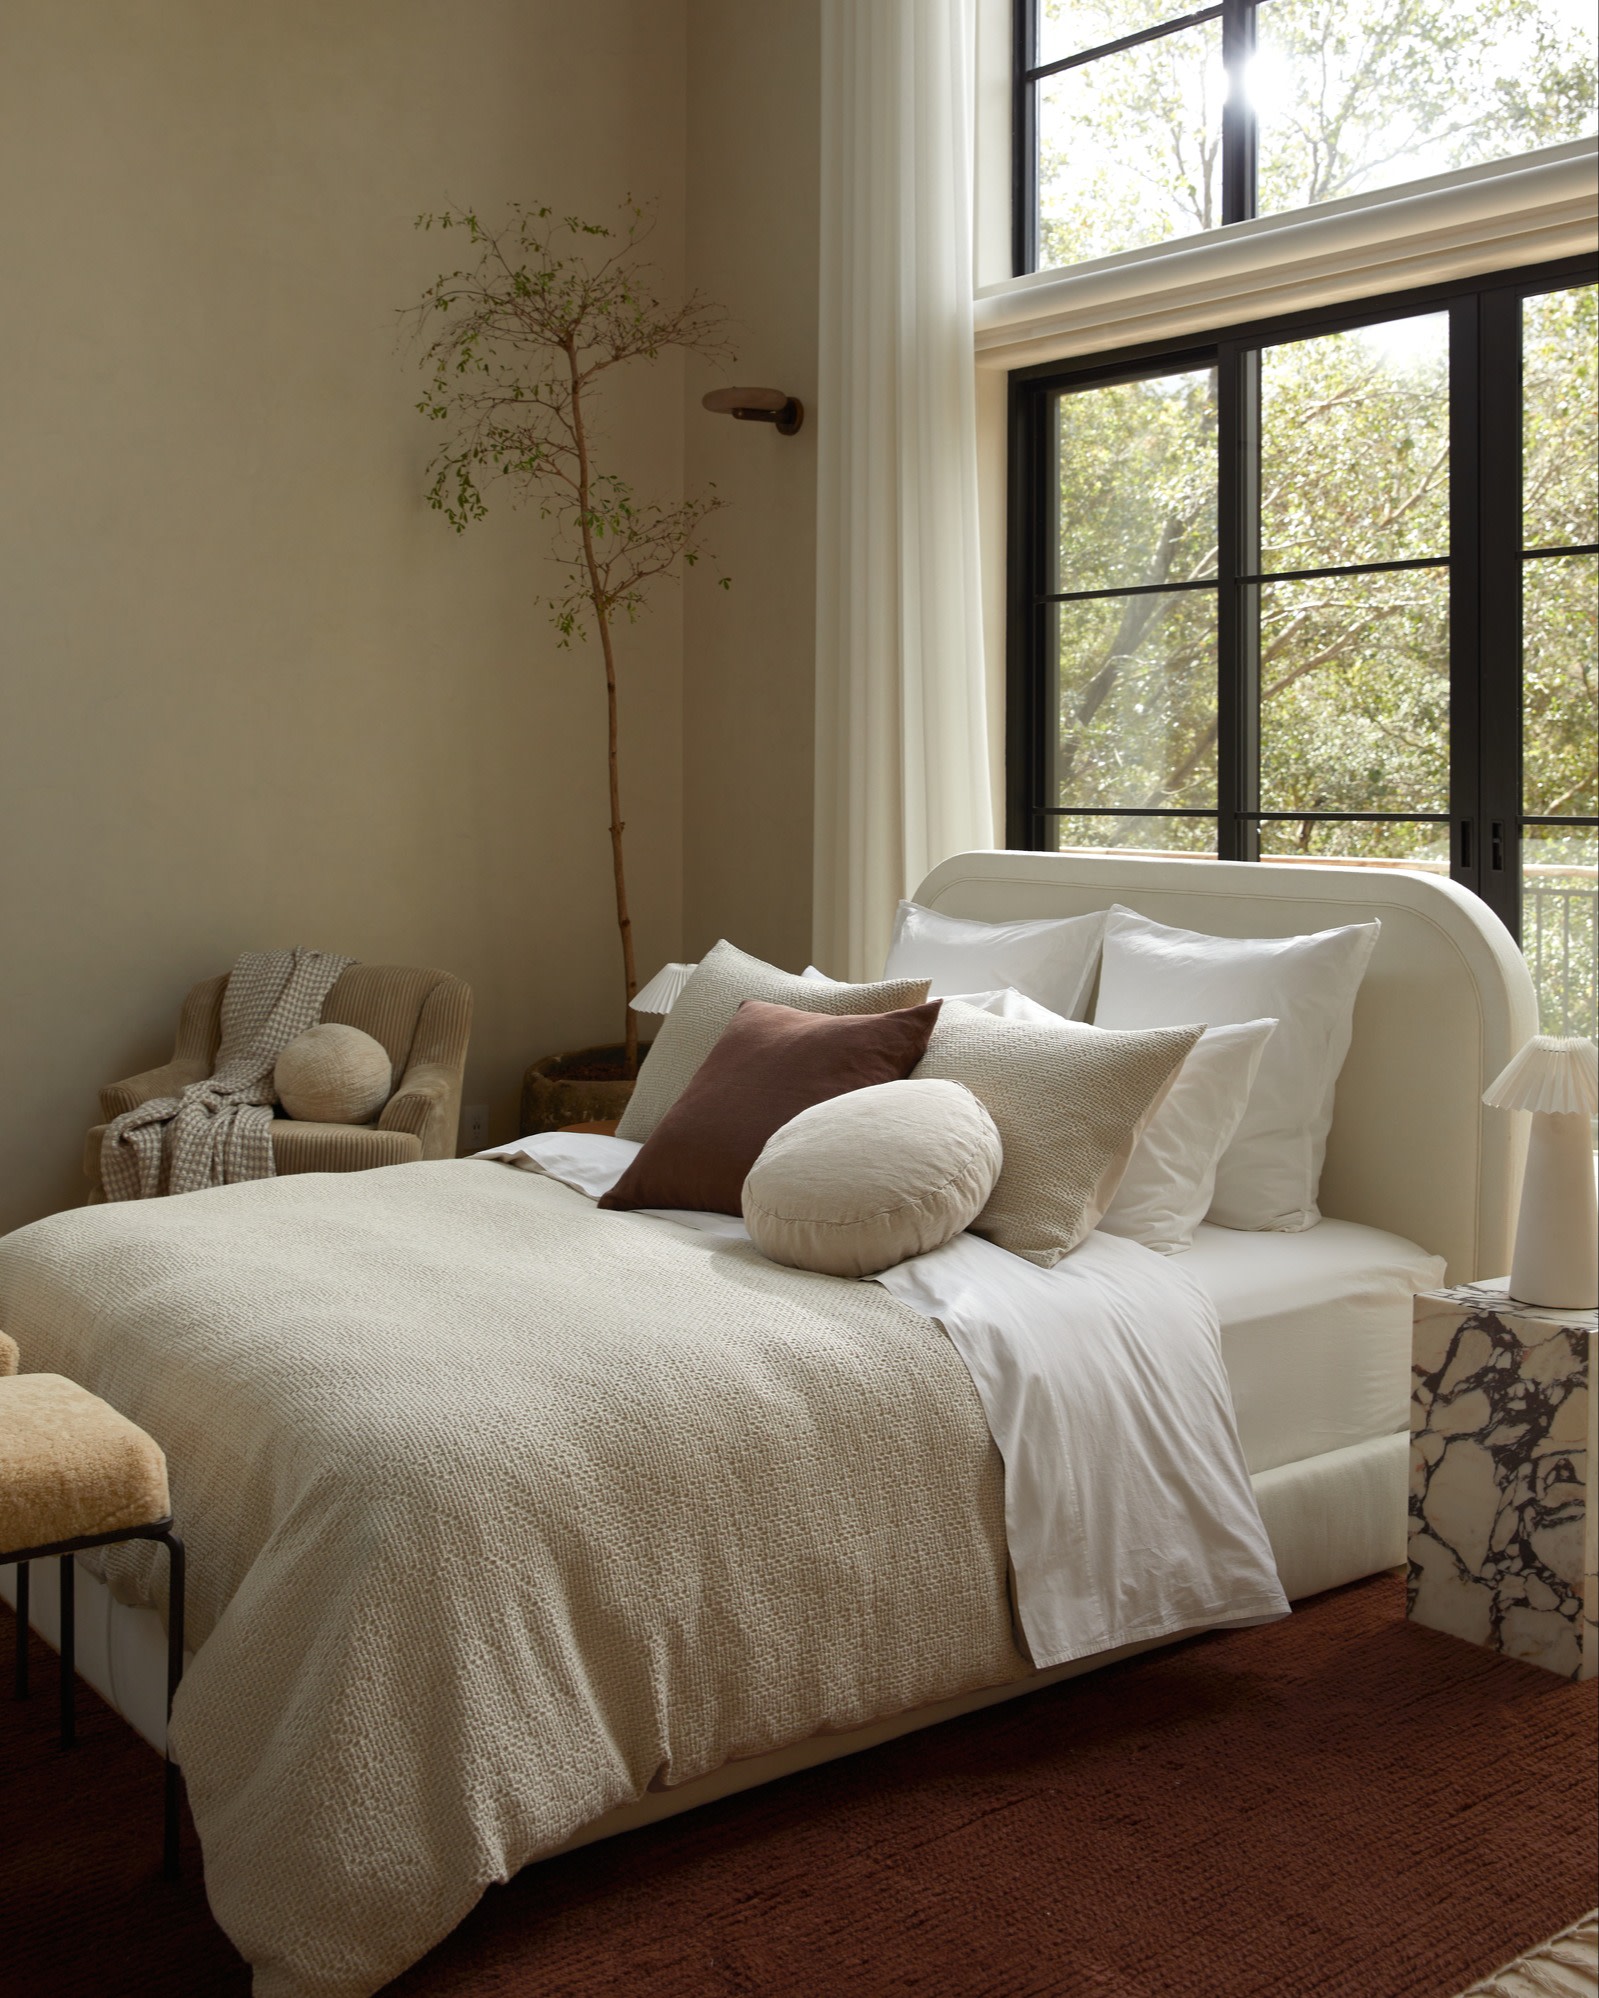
[
  {"left": 616, "top": 941, "right": 931, "bottom": 1143},
  {"left": 913, "top": 1002, "right": 1203, "bottom": 1266},
  {"left": 274, "top": 1023, "right": 392, "bottom": 1125},
  {"left": 742, "top": 1079, "right": 1003, "bottom": 1278}
]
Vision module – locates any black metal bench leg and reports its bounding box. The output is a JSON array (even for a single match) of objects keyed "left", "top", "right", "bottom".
[
  {"left": 59, "top": 1553, "right": 76, "bottom": 1747},
  {"left": 13, "top": 1562, "right": 28, "bottom": 1699},
  {"left": 162, "top": 1531, "right": 186, "bottom": 1880}
]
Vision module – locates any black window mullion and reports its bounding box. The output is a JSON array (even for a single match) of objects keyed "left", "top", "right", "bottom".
[
  {"left": 1477, "top": 289, "right": 1524, "bottom": 938},
  {"left": 1006, "top": 375, "right": 1050, "bottom": 849},
  {"left": 1217, "top": 340, "right": 1259, "bottom": 860},
  {"left": 1013, "top": 0, "right": 1038, "bottom": 279},
  {"left": 1448, "top": 294, "right": 1484, "bottom": 898},
  {"left": 1221, "top": 0, "right": 1257, "bottom": 227}
]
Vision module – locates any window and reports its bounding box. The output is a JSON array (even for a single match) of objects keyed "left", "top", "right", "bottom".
[
  {"left": 1014, "top": 0, "right": 1599, "bottom": 276},
  {"left": 1006, "top": 265, "right": 1599, "bottom": 1036}
]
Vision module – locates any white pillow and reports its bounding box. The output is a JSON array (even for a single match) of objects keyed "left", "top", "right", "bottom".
[
  {"left": 882, "top": 902, "right": 1105, "bottom": 1021},
  {"left": 1098, "top": 1019, "right": 1277, "bottom": 1254},
  {"left": 803, "top": 967, "right": 1066, "bottom": 1027},
  {"left": 1093, "top": 906, "right": 1380, "bottom": 1232},
  {"left": 742, "top": 1080, "right": 1003, "bottom": 1278}
]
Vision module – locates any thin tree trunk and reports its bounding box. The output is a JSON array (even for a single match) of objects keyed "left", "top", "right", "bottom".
[{"left": 568, "top": 346, "right": 640, "bottom": 1074}]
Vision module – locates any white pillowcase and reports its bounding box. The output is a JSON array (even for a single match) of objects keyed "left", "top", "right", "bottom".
[
  {"left": 1093, "top": 906, "right": 1380, "bottom": 1232},
  {"left": 803, "top": 966, "right": 1065, "bottom": 1026},
  {"left": 1098, "top": 1019, "right": 1277, "bottom": 1254},
  {"left": 881, "top": 902, "right": 1105, "bottom": 1021}
]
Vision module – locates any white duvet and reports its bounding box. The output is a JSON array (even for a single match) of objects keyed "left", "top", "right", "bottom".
[
  {"left": 0, "top": 1150, "right": 1285, "bottom": 1998},
  {"left": 502, "top": 1131, "right": 1288, "bottom": 1670}
]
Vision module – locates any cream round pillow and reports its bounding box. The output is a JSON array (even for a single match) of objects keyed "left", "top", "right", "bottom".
[
  {"left": 742, "top": 1079, "right": 1002, "bottom": 1278},
  {"left": 274, "top": 1023, "right": 392, "bottom": 1125}
]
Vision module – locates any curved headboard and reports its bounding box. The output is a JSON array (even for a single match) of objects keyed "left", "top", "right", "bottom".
[{"left": 912, "top": 850, "right": 1538, "bottom": 1284}]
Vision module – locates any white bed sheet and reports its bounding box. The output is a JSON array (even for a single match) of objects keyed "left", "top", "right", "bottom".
[{"left": 1181, "top": 1218, "right": 1445, "bottom": 1476}]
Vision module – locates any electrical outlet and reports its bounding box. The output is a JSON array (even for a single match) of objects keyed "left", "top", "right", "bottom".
[{"left": 462, "top": 1104, "right": 490, "bottom": 1151}]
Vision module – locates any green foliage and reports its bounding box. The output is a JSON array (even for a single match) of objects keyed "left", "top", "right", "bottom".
[
  {"left": 404, "top": 201, "right": 732, "bottom": 641},
  {"left": 1037, "top": 0, "right": 1598, "bottom": 268}
]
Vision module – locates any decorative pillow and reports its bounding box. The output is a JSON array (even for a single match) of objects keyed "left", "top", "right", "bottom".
[
  {"left": 804, "top": 967, "right": 1067, "bottom": 1026},
  {"left": 882, "top": 901, "right": 1106, "bottom": 1021},
  {"left": 1098, "top": 1019, "right": 1277, "bottom": 1255},
  {"left": 274, "top": 1023, "right": 392, "bottom": 1125},
  {"left": 615, "top": 941, "right": 930, "bottom": 1143},
  {"left": 742, "top": 1080, "right": 1003, "bottom": 1278},
  {"left": 1093, "top": 906, "right": 1380, "bottom": 1232},
  {"left": 601, "top": 998, "right": 943, "bottom": 1217},
  {"left": 912, "top": 1001, "right": 1202, "bottom": 1266}
]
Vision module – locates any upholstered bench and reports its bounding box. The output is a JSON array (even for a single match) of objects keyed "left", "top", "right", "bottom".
[{"left": 0, "top": 1329, "right": 187, "bottom": 1876}]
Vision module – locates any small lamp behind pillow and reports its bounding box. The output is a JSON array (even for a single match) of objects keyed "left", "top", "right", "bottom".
[
  {"left": 275, "top": 1023, "right": 393, "bottom": 1125},
  {"left": 742, "top": 1079, "right": 1002, "bottom": 1278}
]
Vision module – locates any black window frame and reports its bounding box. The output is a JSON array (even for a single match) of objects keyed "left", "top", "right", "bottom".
[
  {"left": 1013, "top": 0, "right": 1256, "bottom": 278},
  {"left": 1004, "top": 254, "right": 1599, "bottom": 944}
]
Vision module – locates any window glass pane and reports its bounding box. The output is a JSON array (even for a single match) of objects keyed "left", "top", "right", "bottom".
[
  {"left": 1522, "top": 825, "right": 1598, "bottom": 1039},
  {"left": 1052, "top": 591, "right": 1217, "bottom": 811},
  {"left": 1523, "top": 284, "right": 1599, "bottom": 551},
  {"left": 1523, "top": 554, "right": 1598, "bottom": 819},
  {"left": 1054, "top": 369, "right": 1218, "bottom": 593},
  {"left": 1037, "top": 18, "right": 1225, "bottom": 269},
  {"left": 1259, "top": 314, "right": 1449, "bottom": 573},
  {"left": 1053, "top": 814, "right": 1218, "bottom": 854},
  {"left": 1253, "top": 0, "right": 1599, "bottom": 218},
  {"left": 1258, "top": 568, "right": 1450, "bottom": 815},
  {"left": 1257, "top": 820, "right": 1451, "bottom": 866},
  {"left": 1037, "top": 0, "right": 1200, "bottom": 69}
]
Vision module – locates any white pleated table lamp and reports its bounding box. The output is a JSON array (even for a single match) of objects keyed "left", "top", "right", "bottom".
[
  {"left": 1483, "top": 1035, "right": 1599, "bottom": 1310},
  {"left": 629, "top": 963, "right": 697, "bottom": 1017}
]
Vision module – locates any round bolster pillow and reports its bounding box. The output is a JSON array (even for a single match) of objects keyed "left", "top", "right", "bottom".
[
  {"left": 742, "top": 1078, "right": 1003, "bottom": 1278},
  {"left": 274, "top": 1023, "right": 393, "bottom": 1125}
]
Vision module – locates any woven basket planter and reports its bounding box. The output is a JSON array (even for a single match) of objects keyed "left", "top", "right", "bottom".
[{"left": 519, "top": 1044, "right": 650, "bottom": 1136}]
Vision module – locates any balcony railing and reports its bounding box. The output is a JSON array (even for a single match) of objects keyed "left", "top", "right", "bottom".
[{"left": 1524, "top": 867, "right": 1598, "bottom": 1041}]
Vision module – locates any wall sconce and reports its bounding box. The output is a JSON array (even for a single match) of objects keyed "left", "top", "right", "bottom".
[{"left": 701, "top": 386, "right": 804, "bottom": 436}]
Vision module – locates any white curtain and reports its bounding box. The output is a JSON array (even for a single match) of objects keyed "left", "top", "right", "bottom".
[{"left": 813, "top": 0, "right": 994, "bottom": 982}]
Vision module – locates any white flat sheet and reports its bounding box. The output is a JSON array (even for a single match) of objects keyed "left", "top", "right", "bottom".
[
  {"left": 1181, "top": 1218, "right": 1445, "bottom": 1476},
  {"left": 485, "top": 1135, "right": 1289, "bottom": 1668}
]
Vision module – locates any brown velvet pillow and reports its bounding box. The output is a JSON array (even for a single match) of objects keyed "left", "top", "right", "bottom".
[{"left": 599, "top": 997, "right": 944, "bottom": 1217}]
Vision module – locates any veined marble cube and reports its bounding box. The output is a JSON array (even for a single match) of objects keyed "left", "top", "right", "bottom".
[{"left": 1409, "top": 1285, "right": 1595, "bottom": 1680}]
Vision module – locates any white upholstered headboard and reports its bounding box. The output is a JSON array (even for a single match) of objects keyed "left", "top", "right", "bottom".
[{"left": 911, "top": 850, "right": 1539, "bottom": 1284}]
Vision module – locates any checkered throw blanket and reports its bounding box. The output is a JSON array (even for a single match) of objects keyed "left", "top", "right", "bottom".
[{"left": 100, "top": 949, "right": 354, "bottom": 1200}]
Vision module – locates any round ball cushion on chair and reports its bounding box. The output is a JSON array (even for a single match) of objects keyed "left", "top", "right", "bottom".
[
  {"left": 741, "top": 1079, "right": 1003, "bottom": 1278},
  {"left": 274, "top": 1023, "right": 392, "bottom": 1125}
]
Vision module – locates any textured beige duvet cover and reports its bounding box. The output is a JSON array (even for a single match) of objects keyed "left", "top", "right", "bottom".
[{"left": 0, "top": 1161, "right": 1027, "bottom": 1998}]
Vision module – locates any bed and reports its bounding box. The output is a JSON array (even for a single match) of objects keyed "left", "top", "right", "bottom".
[{"left": 0, "top": 849, "right": 1536, "bottom": 1998}]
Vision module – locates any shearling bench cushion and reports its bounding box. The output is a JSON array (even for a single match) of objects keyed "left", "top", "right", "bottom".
[{"left": 0, "top": 1374, "right": 170, "bottom": 1552}]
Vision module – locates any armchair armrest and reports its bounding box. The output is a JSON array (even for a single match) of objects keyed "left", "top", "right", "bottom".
[
  {"left": 378, "top": 1060, "right": 461, "bottom": 1160},
  {"left": 100, "top": 1056, "right": 211, "bottom": 1122}
]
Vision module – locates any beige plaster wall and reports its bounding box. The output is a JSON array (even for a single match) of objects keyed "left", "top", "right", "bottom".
[
  {"left": 680, "top": 0, "right": 821, "bottom": 974},
  {"left": 0, "top": 0, "right": 688, "bottom": 1233}
]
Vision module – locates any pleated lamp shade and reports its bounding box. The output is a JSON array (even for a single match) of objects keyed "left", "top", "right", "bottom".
[
  {"left": 1482, "top": 1035, "right": 1599, "bottom": 1115},
  {"left": 1483, "top": 1035, "right": 1598, "bottom": 1310},
  {"left": 629, "top": 962, "right": 698, "bottom": 1016}
]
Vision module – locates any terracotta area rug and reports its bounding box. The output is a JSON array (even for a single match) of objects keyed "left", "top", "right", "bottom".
[{"left": 1, "top": 1572, "right": 1594, "bottom": 1998}]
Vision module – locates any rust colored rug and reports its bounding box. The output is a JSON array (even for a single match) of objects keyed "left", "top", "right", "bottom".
[{"left": 1, "top": 1572, "right": 1594, "bottom": 1998}]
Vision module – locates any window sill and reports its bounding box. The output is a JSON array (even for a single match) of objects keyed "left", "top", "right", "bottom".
[{"left": 976, "top": 138, "right": 1598, "bottom": 369}]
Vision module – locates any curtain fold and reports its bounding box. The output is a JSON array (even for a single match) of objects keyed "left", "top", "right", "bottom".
[{"left": 814, "top": 0, "right": 994, "bottom": 982}]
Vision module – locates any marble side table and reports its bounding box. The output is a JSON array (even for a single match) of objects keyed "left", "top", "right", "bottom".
[{"left": 1409, "top": 1283, "right": 1595, "bottom": 1679}]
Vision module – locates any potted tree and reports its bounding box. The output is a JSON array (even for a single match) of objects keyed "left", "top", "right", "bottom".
[{"left": 406, "top": 200, "right": 729, "bottom": 1128}]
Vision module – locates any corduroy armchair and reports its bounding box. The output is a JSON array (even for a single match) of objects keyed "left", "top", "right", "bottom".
[{"left": 84, "top": 964, "right": 473, "bottom": 1199}]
